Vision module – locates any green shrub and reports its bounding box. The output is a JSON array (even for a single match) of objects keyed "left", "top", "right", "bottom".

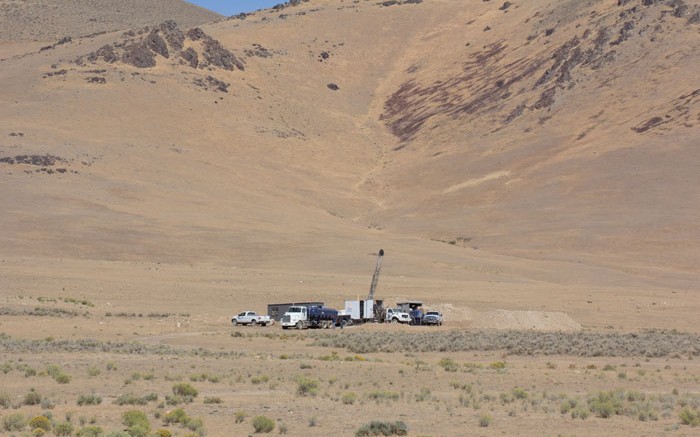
[
  {"left": 122, "top": 410, "right": 150, "bottom": 437},
  {"left": 296, "top": 377, "right": 319, "bottom": 397},
  {"left": 3, "top": 413, "right": 26, "bottom": 431},
  {"left": 234, "top": 411, "right": 247, "bottom": 424},
  {"left": 28, "top": 415, "right": 51, "bottom": 431},
  {"left": 368, "top": 391, "right": 399, "bottom": 401},
  {"left": 438, "top": 357, "right": 459, "bottom": 372},
  {"left": 203, "top": 396, "right": 222, "bottom": 404},
  {"left": 355, "top": 421, "right": 408, "bottom": 436},
  {"left": 163, "top": 408, "right": 189, "bottom": 425},
  {"left": 252, "top": 415, "right": 275, "bottom": 433},
  {"left": 342, "top": 392, "right": 357, "bottom": 405},
  {"left": 478, "top": 414, "right": 492, "bottom": 427},
  {"left": 54, "top": 422, "right": 74, "bottom": 436},
  {"left": 588, "top": 391, "right": 623, "bottom": 418},
  {"left": 172, "top": 383, "right": 198, "bottom": 400},
  {"left": 0, "top": 392, "right": 11, "bottom": 409},
  {"left": 680, "top": 407, "right": 700, "bottom": 426},
  {"left": 24, "top": 389, "right": 42, "bottom": 405},
  {"left": 186, "top": 417, "right": 205, "bottom": 435},
  {"left": 154, "top": 430, "right": 173, "bottom": 437},
  {"left": 114, "top": 393, "right": 157, "bottom": 406},
  {"left": 76, "top": 426, "right": 103, "bottom": 437},
  {"left": 77, "top": 393, "right": 102, "bottom": 406}
]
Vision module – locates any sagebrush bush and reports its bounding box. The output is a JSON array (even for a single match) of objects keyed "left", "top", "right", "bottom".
[
  {"left": 77, "top": 393, "right": 102, "bottom": 406},
  {"left": 28, "top": 415, "right": 51, "bottom": 431},
  {"left": 24, "top": 389, "right": 42, "bottom": 405},
  {"left": 54, "top": 422, "right": 74, "bottom": 436},
  {"left": 3, "top": 413, "right": 26, "bottom": 431},
  {"left": 122, "top": 410, "right": 150, "bottom": 437},
  {"left": 234, "top": 411, "right": 247, "bottom": 423},
  {"left": 680, "top": 407, "right": 700, "bottom": 426},
  {"left": 164, "top": 408, "right": 189, "bottom": 425},
  {"left": 172, "top": 383, "right": 198, "bottom": 399},
  {"left": 355, "top": 421, "right": 407, "bottom": 436},
  {"left": 252, "top": 415, "right": 275, "bottom": 433},
  {"left": 296, "top": 377, "right": 319, "bottom": 397},
  {"left": 0, "top": 392, "right": 11, "bottom": 409},
  {"left": 76, "top": 426, "right": 103, "bottom": 437},
  {"left": 342, "top": 392, "right": 357, "bottom": 405}
]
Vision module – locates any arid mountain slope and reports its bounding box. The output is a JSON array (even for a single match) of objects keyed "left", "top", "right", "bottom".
[
  {"left": 0, "top": 0, "right": 698, "bottom": 293},
  {"left": 0, "top": 0, "right": 221, "bottom": 42}
]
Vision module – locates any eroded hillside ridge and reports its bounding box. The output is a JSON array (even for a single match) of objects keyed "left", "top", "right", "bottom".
[
  {"left": 76, "top": 21, "right": 244, "bottom": 71},
  {"left": 381, "top": 0, "right": 700, "bottom": 143}
]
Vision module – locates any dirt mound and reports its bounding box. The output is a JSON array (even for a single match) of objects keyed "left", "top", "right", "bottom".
[{"left": 435, "top": 304, "right": 581, "bottom": 332}]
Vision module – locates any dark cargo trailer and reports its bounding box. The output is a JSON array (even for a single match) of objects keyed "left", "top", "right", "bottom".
[{"left": 267, "top": 302, "right": 324, "bottom": 321}]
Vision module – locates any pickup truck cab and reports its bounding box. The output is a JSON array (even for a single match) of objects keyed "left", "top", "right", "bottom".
[
  {"left": 231, "top": 311, "right": 271, "bottom": 326},
  {"left": 422, "top": 311, "right": 443, "bottom": 326},
  {"left": 385, "top": 308, "right": 411, "bottom": 324}
]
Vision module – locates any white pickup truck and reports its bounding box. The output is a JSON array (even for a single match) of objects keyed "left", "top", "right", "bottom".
[
  {"left": 385, "top": 307, "right": 411, "bottom": 324},
  {"left": 231, "top": 311, "right": 271, "bottom": 326}
]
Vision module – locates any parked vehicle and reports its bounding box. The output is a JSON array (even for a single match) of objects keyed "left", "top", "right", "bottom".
[
  {"left": 231, "top": 311, "right": 271, "bottom": 326},
  {"left": 280, "top": 305, "right": 348, "bottom": 329},
  {"left": 385, "top": 307, "right": 411, "bottom": 324},
  {"left": 422, "top": 311, "right": 443, "bottom": 326}
]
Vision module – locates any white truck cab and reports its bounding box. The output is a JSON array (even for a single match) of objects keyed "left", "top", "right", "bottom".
[
  {"left": 281, "top": 305, "right": 308, "bottom": 329},
  {"left": 385, "top": 307, "right": 411, "bottom": 324}
]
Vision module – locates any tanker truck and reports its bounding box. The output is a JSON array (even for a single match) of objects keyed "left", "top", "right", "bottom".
[{"left": 280, "top": 304, "right": 348, "bottom": 329}]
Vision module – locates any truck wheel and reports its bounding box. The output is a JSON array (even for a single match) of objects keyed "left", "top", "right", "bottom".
[
  {"left": 251, "top": 319, "right": 257, "bottom": 326},
  {"left": 231, "top": 319, "right": 237, "bottom": 326},
  {"left": 296, "top": 321, "right": 304, "bottom": 330},
  {"left": 391, "top": 318, "right": 398, "bottom": 324}
]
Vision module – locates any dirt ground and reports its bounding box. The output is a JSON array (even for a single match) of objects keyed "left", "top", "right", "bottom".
[{"left": 1, "top": 257, "right": 699, "bottom": 436}]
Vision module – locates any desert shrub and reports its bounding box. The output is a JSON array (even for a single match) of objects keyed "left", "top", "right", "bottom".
[
  {"left": 0, "top": 392, "right": 11, "bottom": 408},
  {"left": 40, "top": 397, "right": 55, "bottom": 409},
  {"left": 234, "top": 411, "right": 247, "bottom": 423},
  {"left": 342, "top": 392, "right": 357, "bottom": 405},
  {"left": 296, "top": 377, "right": 319, "bottom": 397},
  {"left": 438, "top": 357, "right": 459, "bottom": 372},
  {"left": 154, "top": 430, "right": 173, "bottom": 437},
  {"left": 512, "top": 387, "right": 528, "bottom": 399},
  {"left": 105, "top": 432, "right": 131, "bottom": 437},
  {"left": 203, "top": 396, "right": 222, "bottom": 404},
  {"left": 252, "top": 415, "right": 275, "bottom": 433},
  {"left": 114, "top": 393, "right": 157, "bottom": 406},
  {"left": 24, "top": 389, "right": 42, "bottom": 405},
  {"left": 76, "top": 426, "right": 103, "bottom": 437},
  {"left": 478, "top": 414, "right": 492, "bottom": 427},
  {"left": 278, "top": 423, "right": 288, "bottom": 434},
  {"left": 87, "top": 366, "right": 101, "bottom": 377},
  {"left": 46, "top": 364, "right": 71, "bottom": 384},
  {"left": 78, "top": 393, "right": 102, "bottom": 406},
  {"left": 588, "top": 391, "right": 623, "bottom": 418},
  {"left": 28, "top": 415, "right": 51, "bottom": 431},
  {"left": 3, "top": 413, "right": 26, "bottom": 431},
  {"left": 172, "top": 383, "right": 198, "bottom": 399},
  {"left": 680, "top": 407, "right": 700, "bottom": 426},
  {"left": 560, "top": 398, "right": 577, "bottom": 414},
  {"left": 163, "top": 408, "right": 189, "bottom": 425},
  {"left": 165, "top": 395, "right": 184, "bottom": 405},
  {"left": 122, "top": 410, "right": 150, "bottom": 437},
  {"left": 415, "top": 388, "right": 431, "bottom": 402},
  {"left": 185, "top": 417, "right": 205, "bottom": 435},
  {"left": 355, "top": 421, "right": 407, "bottom": 436},
  {"left": 54, "top": 422, "right": 74, "bottom": 436},
  {"left": 368, "top": 391, "right": 400, "bottom": 401}
]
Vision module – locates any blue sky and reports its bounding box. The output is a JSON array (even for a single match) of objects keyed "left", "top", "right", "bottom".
[{"left": 187, "top": 1, "right": 282, "bottom": 16}]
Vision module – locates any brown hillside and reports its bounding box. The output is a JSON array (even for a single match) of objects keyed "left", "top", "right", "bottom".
[
  {"left": 1, "top": 0, "right": 699, "bottom": 332},
  {"left": 0, "top": 0, "right": 221, "bottom": 42}
]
